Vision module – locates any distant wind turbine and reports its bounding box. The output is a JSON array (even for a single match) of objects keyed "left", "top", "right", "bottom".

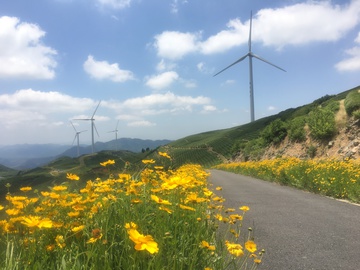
[
  {"left": 108, "top": 120, "right": 119, "bottom": 151},
  {"left": 74, "top": 101, "right": 101, "bottom": 153},
  {"left": 70, "top": 121, "right": 87, "bottom": 157},
  {"left": 213, "top": 11, "right": 286, "bottom": 122}
]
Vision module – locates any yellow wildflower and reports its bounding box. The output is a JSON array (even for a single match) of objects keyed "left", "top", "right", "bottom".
[
  {"left": 20, "top": 186, "right": 32, "bottom": 192},
  {"left": 127, "top": 228, "right": 159, "bottom": 254},
  {"left": 55, "top": 235, "right": 66, "bottom": 248},
  {"left": 142, "top": 159, "right": 155, "bottom": 164},
  {"left": 100, "top": 160, "right": 115, "bottom": 166},
  {"left": 239, "top": 206, "right": 250, "bottom": 212},
  {"left": 200, "top": 240, "right": 216, "bottom": 251},
  {"left": 21, "top": 216, "right": 53, "bottom": 229},
  {"left": 66, "top": 173, "right": 80, "bottom": 181},
  {"left": 52, "top": 185, "right": 67, "bottom": 191},
  {"left": 245, "top": 240, "right": 257, "bottom": 253},
  {"left": 179, "top": 204, "right": 196, "bottom": 211},
  {"left": 158, "top": 151, "right": 171, "bottom": 159},
  {"left": 151, "top": 194, "right": 172, "bottom": 205}
]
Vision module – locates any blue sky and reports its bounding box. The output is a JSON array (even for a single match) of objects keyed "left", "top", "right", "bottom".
[{"left": 0, "top": 0, "right": 359, "bottom": 145}]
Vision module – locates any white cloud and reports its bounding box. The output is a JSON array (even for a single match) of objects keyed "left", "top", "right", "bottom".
[
  {"left": 0, "top": 89, "right": 95, "bottom": 127},
  {"left": 153, "top": 31, "right": 200, "bottom": 60},
  {"left": 127, "top": 120, "right": 156, "bottom": 127},
  {"left": 0, "top": 16, "right": 57, "bottom": 79},
  {"left": 335, "top": 31, "right": 360, "bottom": 72},
  {"left": 145, "top": 71, "right": 179, "bottom": 90},
  {"left": 96, "top": 0, "right": 132, "bottom": 9},
  {"left": 156, "top": 59, "right": 177, "bottom": 72},
  {"left": 122, "top": 92, "right": 210, "bottom": 111},
  {"left": 268, "top": 106, "right": 276, "bottom": 111},
  {"left": 254, "top": 0, "right": 360, "bottom": 48},
  {"left": 170, "top": 0, "right": 188, "bottom": 14},
  {"left": 201, "top": 105, "right": 217, "bottom": 113},
  {"left": 200, "top": 19, "right": 248, "bottom": 54},
  {"left": 154, "top": 1, "right": 360, "bottom": 58},
  {"left": 83, "top": 55, "right": 135, "bottom": 82}
]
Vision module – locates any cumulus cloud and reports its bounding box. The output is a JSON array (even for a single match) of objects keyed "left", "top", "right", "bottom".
[
  {"left": 122, "top": 92, "right": 210, "bottom": 111},
  {"left": 96, "top": 0, "right": 132, "bottom": 9},
  {"left": 145, "top": 71, "right": 179, "bottom": 90},
  {"left": 127, "top": 120, "right": 156, "bottom": 127},
  {"left": 83, "top": 55, "right": 135, "bottom": 82},
  {"left": 0, "top": 89, "right": 95, "bottom": 127},
  {"left": 0, "top": 16, "right": 57, "bottom": 79},
  {"left": 153, "top": 31, "right": 200, "bottom": 60},
  {"left": 153, "top": 1, "right": 360, "bottom": 58},
  {"left": 335, "top": 31, "right": 360, "bottom": 72}
]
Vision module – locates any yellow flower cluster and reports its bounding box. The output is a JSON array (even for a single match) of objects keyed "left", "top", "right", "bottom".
[
  {"left": 0, "top": 154, "right": 263, "bottom": 269},
  {"left": 215, "top": 158, "right": 360, "bottom": 202}
]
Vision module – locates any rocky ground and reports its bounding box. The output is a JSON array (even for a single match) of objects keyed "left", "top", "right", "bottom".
[{"left": 262, "top": 101, "right": 360, "bottom": 160}]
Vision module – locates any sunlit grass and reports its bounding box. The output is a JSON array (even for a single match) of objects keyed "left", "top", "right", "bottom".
[
  {"left": 214, "top": 157, "right": 360, "bottom": 203},
  {"left": 0, "top": 154, "right": 264, "bottom": 269}
]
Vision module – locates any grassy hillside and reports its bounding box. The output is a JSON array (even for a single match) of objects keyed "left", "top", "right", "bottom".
[
  {"left": 155, "top": 85, "right": 360, "bottom": 167},
  {"left": 1, "top": 85, "right": 359, "bottom": 199},
  {"left": 0, "top": 150, "right": 152, "bottom": 200}
]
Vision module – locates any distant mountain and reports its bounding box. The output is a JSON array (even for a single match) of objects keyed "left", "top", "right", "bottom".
[{"left": 0, "top": 138, "right": 172, "bottom": 170}]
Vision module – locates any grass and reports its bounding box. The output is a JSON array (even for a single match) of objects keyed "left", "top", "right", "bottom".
[
  {"left": 214, "top": 157, "right": 360, "bottom": 203},
  {"left": 0, "top": 154, "right": 264, "bottom": 270}
]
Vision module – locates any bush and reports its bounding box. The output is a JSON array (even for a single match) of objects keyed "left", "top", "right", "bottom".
[
  {"left": 307, "top": 108, "right": 337, "bottom": 140},
  {"left": 261, "top": 119, "right": 287, "bottom": 145},
  {"left": 288, "top": 117, "right": 306, "bottom": 142},
  {"left": 344, "top": 90, "right": 360, "bottom": 116}
]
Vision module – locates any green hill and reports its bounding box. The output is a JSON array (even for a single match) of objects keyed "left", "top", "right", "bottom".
[{"left": 1, "top": 85, "right": 359, "bottom": 199}]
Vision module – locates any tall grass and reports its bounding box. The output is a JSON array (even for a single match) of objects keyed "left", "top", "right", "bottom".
[
  {"left": 214, "top": 158, "right": 360, "bottom": 203},
  {"left": 0, "top": 154, "right": 264, "bottom": 269}
]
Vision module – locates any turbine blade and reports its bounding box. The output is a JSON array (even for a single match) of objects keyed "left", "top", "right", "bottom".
[
  {"left": 93, "top": 122, "right": 100, "bottom": 137},
  {"left": 92, "top": 100, "right": 101, "bottom": 118},
  {"left": 72, "top": 134, "right": 77, "bottom": 145},
  {"left": 251, "top": 53, "right": 286, "bottom": 72},
  {"left": 70, "top": 121, "right": 78, "bottom": 132},
  {"left": 248, "top": 11, "right": 252, "bottom": 52},
  {"left": 73, "top": 118, "right": 91, "bottom": 121},
  {"left": 213, "top": 53, "right": 249, "bottom": 77},
  {"left": 115, "top": 120, "right": 119, "bottom": 129}
]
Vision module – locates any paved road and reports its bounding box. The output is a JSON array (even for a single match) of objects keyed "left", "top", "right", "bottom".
[{"left": 209, "top": 170, "right": 360, "bottom": 270}]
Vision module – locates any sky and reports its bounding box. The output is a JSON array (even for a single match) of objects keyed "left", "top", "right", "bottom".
[{"left": 0, "top": 0, "right": 360, "bottom": 146}]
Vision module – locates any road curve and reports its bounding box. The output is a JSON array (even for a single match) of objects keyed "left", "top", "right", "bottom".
[{"left": 208, "top": 170, "right": 360, "bottom": 270}]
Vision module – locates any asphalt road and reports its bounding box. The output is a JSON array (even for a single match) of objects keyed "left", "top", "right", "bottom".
[{"left": 208, "top": 170, "right": 360, "bottom": 270}]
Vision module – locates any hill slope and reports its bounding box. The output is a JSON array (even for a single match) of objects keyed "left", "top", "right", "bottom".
[{"left": 157, "top": 85, "right": 360, "bottom": 167}]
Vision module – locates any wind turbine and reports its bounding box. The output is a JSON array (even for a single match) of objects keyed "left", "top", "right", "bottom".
[
  {"left": 70, "top": 121, "right": 87, "bottom": 157},
  {"left": 74, "top": 101, "right": 101, "bottom": 153},
  {"left": 108, "top": 120, "right": 119, "bottom": 151},
  {"left": 213, "top": 11, "right": 286, "bottom": 122}
]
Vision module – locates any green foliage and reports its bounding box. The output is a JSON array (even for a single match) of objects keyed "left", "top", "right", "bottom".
[
  {"left": 353, "top": 110, "right": 360, "bottom": 120},
  {"left": 288, "top": 117, "right": 306, "bottom": 142},
  {"left": 242, "top": 138, "right": 266, "bottom": 161},
  {"left": 261, "top": 119, "right": 287, "bottom": 145},
  {"left": 307, "top": 108, "right": 337, "bottom": 140},
  {"left": 324, "top": 100, "right": 340, "bottom": 113},
  {"left": 344, "top": 90, "right": 360, "bottom": 116},
  {"left": 307, "top": 145, "right": 317, "bottom": 158}
]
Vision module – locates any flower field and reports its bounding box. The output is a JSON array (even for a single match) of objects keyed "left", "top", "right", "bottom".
[
  {"left": 214, "top": 157, "right": 360, "bottom": 203},
  {"left": 0, "top": 154, "right": 263, "bottom": 270}
]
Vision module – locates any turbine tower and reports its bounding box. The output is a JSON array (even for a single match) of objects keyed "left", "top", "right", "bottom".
[
  {"left": 108, "top": 120, "right": 119, "bottom": 151},
  {"left": 70, "top": 121, "right": 87, "bottom": 157},
  {"left": 74, "top": 101, "right": 101, "bottom": 153},
  {"left": 214, "top": 11, "right": 286, "bottom": 122}
]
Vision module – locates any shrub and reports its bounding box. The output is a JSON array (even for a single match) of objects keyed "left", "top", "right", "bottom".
[
  {"left": 344, "top": 90, "right": 360, "bottom": 116},
  {"left": 307, "top": 145, "right": 317, "bottom": 158},
  {"left": 307, "top": 108, "right": 337, "bottom": 140},
  {"left": 261, "top": 119, "right": 287, "bottom": 145},
  {"left": 288, "top": 117, "right": 306, "bottom": 142}
]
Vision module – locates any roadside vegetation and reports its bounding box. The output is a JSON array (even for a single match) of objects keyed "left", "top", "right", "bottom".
[
  {"left": 214, "top": 157, "right": 360, "bottom": 203},
  {"left": 0, "top": 156, "right": 263, "bottom": 269}
]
